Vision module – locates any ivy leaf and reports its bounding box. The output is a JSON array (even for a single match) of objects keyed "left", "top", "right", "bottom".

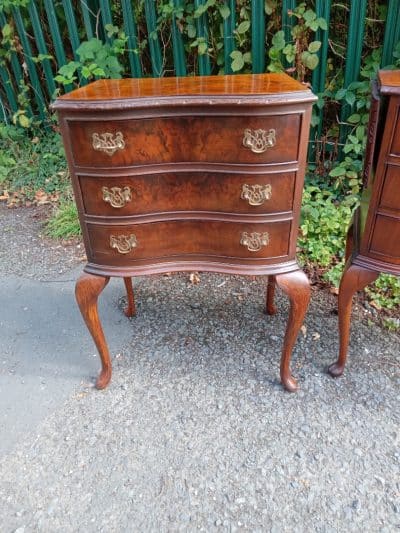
[
  {"left": 308, "top": 41, "right": 321, "bottom": 53},
  {"left": 187, "top": 24, "right": 196, "bottom": 38},
  {"left": 329, "top": 166, "right": 346, "bottom": 177},
  {"left": 271, "top": 30, "right": 285, "bottom": 51},
  {"left": 301, "top": 51, "right": 319, "bottom": 70},
  {"left": 317, "top": 17, "right": 328, "bottom": 30},
  {"left": 198, "top": 41, "right": 208, "bottom": 55},
  {"left": 219, "top": 5, "right": 230, "bottom": 19},
  {"left": 303, "top": 9, "right": 316, "bottom": 22},
  {"left": 236, "top": 20, "right": 250, "bottom": 34},
  {"left": 264, "top": 1, "right": 275, "bottom": 15},
  {"left": 230, "top": 50, "right": 244, "bottom": 72},
  {"left": 18, "top": 114, "right": 30, "bottom": 128},
  {"left": 347, "top": 113, "right": 361, "bottom": 124},
  {"left": 345, "top": 91, "right": 355, "bottom": 106}
]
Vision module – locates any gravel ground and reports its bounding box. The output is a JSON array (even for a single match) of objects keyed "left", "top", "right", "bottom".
[
  {"left": 0, "top": 204, "right": 84, "bottom": 280},
  {"left": 0, "top": 205, "right": 399, "bottom": 532}
]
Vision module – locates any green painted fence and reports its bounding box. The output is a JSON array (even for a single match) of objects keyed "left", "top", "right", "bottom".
[{"left": 0, "top": 0, "right": 400, "bottom": 145}]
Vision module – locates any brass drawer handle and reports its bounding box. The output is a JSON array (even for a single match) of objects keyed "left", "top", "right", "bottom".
[
  {"left": 102, "top": 186, "right": 132, "bottom": 208},
  {"left": 110, "top": 234, "right": 137, "bottom": 254},
  {"left": 241, "top": 184, "right": 272, "bottom": 206},
  {"left": 243, "top": 128, "right": 276, "bottom": 153},
  {"left": 92, "top": 131, "right": 125, "bottom": 156},
  {"left": 240, "top": 231, "right": 270, "bottom": 252}
]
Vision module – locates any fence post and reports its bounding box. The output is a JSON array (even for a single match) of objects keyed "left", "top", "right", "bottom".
[
  {"left": 144, "top": 0, "right": 163, "bottom": 77},
  {"left": 251, "top": 0, "right": 265, "bottom": 73},
  {"left": 172, "top": 0, "right": 187, "bottom": 77},
  {"left": 28, "top": 1, "right": 56, "bottom": 99},
  {"left": 12, "top": 6, "right": 46, "bottom": 120},
  {"left": 121, "top": 0, "right": 142, "bottom": 78},
  {"left": 339, "top": 0, "right": 368, "bottom": 148},
  {"left": 223, "top": 0, "right": 236, "bottom": 75},
  {"left": 382, "top": 0, "right": 400, "bottom": 67},
  {"left": 194, "top": 0, "right": 212, "bottom": 75}
]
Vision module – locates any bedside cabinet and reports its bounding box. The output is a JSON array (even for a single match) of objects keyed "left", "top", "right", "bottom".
[
  {"left": 329, "top": 70, "right": 400, "bottom": 378},
  {"left": 53, "top": 73, "right": 316, "bottom": 392}
]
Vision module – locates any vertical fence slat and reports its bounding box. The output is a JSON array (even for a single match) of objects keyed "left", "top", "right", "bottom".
[
  {"left": 12, "top": 6, "right": 46, "bottom": 120},
  {"left": 194, "top": 0, "right": 211, "bottom": 75},
  {"left": 312, "top": 0, "right": 331, "bottom": 94},
  {"left": 98, "top": 0, "right": 113, "bottom": 44},
  {"left": 0, "top": 93, "right": 9, "bottom": 123},
  {"left": 251, "top": 0, "right": 265, "bottom": 73},
  {"left": 282, "top": 0, "right": 296, "bottom": 44},
  {"left": 223, "top": 0, "right": 236, "bottom": 75},
  {"left": 0, "top": 11, "right": 31, "bottom": 116},
  {"left": 61, "top": 0, "right": 81, "bottom": 60},
  {"left": 44, "top": 0, "right": 67, "bottom": 66},
  {"left": 80, "top": 0, "right": 94, "bottom": 40},
  {"left": 28, "top": 1, "right": 56, "bottom": 98},
  {"left": 339, "top": 0, "right": 368, "bottom": 146},
  {"left": 382, "top": 0, "right": 400, "bottom": 67},
  {"left": 0, "top": 67, "right": 18, "bottom": 116},
  {"left": 144, "top": 0, "right": 163, "bottom": 77},
  {"left": 121, "top": 0, "right": 142, "bottom": 77},
  {"left": 172, "top": 0, "right": 186, "bottom": 76},
  {"left": 43, "top": 0, "right": 75, "bottom": 92},
  {"left": 309, "top": 0, "right": 332, "bottom": 160}
]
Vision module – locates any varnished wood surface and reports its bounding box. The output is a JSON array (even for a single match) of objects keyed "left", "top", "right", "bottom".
[
  {"left": 379, "top": 69, "right": 400, "bottom": 94},
  {"left": 55, "top": 74, "right": 315, "bottom": 391},
  {"left": 331, "top": 71, "right": 400, "bottom": 380},
  {"left": 55, "top": 73, "right": 311, "bottom": 101},
  {"left": 79, "top": 171, "right": 296, "bottom": 217},
  {"left": 86, "top": 219, "right": 291, "bottom": 265},
  {"left": 68, "top": 114, "right": 301, "bottom": 167}
]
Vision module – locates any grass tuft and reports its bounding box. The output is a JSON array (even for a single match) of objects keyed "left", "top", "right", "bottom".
[{"left": 46, "top": 201, "right": 81, "bottom": 239}]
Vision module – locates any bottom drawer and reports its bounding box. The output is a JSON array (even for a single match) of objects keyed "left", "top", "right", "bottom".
[
  {"left": 86, "top": 220, "right": 291, "bottom": 266},
  {"left": 369, "top": 215, "right": 400, "bottom": 263}
]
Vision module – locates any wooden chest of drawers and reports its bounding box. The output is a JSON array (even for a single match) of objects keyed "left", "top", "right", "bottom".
[
  {"left": 329, "top": 70, "right": 400, "bottom": 378},
  {"left": 53, "top": 73, "right": 316, "bottom": 391}
]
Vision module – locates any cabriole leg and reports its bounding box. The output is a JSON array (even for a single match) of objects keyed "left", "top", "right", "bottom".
[
  {"left": 275, "top": 270, "right": 311, "bottom": 392},
  {"left": 75, "top": 272, "right": 111, "bottom": 389},
  {"left": 265, "top": 275, "right": 277, "bottom": 315},
  {"left": 328, "top": 263, "right": 378, "bottom": 378},
  {"left": 123, "top": 277, "right": 136, "bottom": 317}
]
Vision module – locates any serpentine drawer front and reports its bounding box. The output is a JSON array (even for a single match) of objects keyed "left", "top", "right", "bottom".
[{"left": 53, "top": 73, "right": 316, "bottom": 392}]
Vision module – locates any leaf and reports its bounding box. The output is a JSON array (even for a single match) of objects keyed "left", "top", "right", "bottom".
[
  {"left": 219, "top": 5, "right": 230, "bottom": 19},
  {"left": 347, "top": 113, "right": 361, "bottom": 124},
  {"left": 230, "top": 50, "right": 244, "bottom": 71},
  {"left": 301, "top": 51, "right": 319, "bottom": 70},
  {"left": 317, "top": 17, "right": 328, "bottom": 30},
  {"left": 187, "top": 24, "right": 196, "bottom": 38},
  {"left": 308, "top": 41, "right": 321, "bottom": 53},
  {"left": 329, "top": 166, "right": 346, "bottom": 177},
  {"left": 345, "top": 91, "right": 355, "bottom": 106},
  {"left": 18, "top": 114, "right": 30, "bottom": 128},
  {"left": 271, "top": 30, "right": 285, "bottom": 50},
  {"left": 236, "top": 20, "right": 250, "bottom": 34},
  {"left": 198, "top": 41, "right": 208, "bottom": 55}
]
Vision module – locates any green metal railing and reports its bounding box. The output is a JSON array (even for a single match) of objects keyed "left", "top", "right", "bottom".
[{"left": 1, "top": 0, "right": 400, "bottom": 141}]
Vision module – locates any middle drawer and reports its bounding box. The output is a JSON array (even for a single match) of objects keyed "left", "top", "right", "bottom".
[{"left": 78, "top": 171, "right": 296, "bottom": 216}]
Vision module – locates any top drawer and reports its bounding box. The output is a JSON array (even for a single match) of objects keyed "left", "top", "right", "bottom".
[{"left": 67, "top": 114, "right": 301, "bottom": 167}]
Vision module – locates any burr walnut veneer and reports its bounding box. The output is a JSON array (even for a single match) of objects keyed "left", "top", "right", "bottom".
[
  {"left": 329, "top": 70, "right": 400, "bottom": 378},
  {"left": 53, "top": 73, "right": 316, "bottom": 392}
]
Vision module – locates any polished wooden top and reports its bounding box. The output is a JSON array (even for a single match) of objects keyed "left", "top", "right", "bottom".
[
  {"left": 379, "top": 69, "right": 400, "bottom": 94},
  {"left": 56, "top": 73, "right": 310, "bottom": 102}
]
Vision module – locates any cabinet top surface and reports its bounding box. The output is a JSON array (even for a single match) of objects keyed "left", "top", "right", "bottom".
[
  {"left": 378, "top": 69, "right": 400, "bottom": 94},
  {"left": 54, "top": 73, "right": 315, "bottom": 108}
]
